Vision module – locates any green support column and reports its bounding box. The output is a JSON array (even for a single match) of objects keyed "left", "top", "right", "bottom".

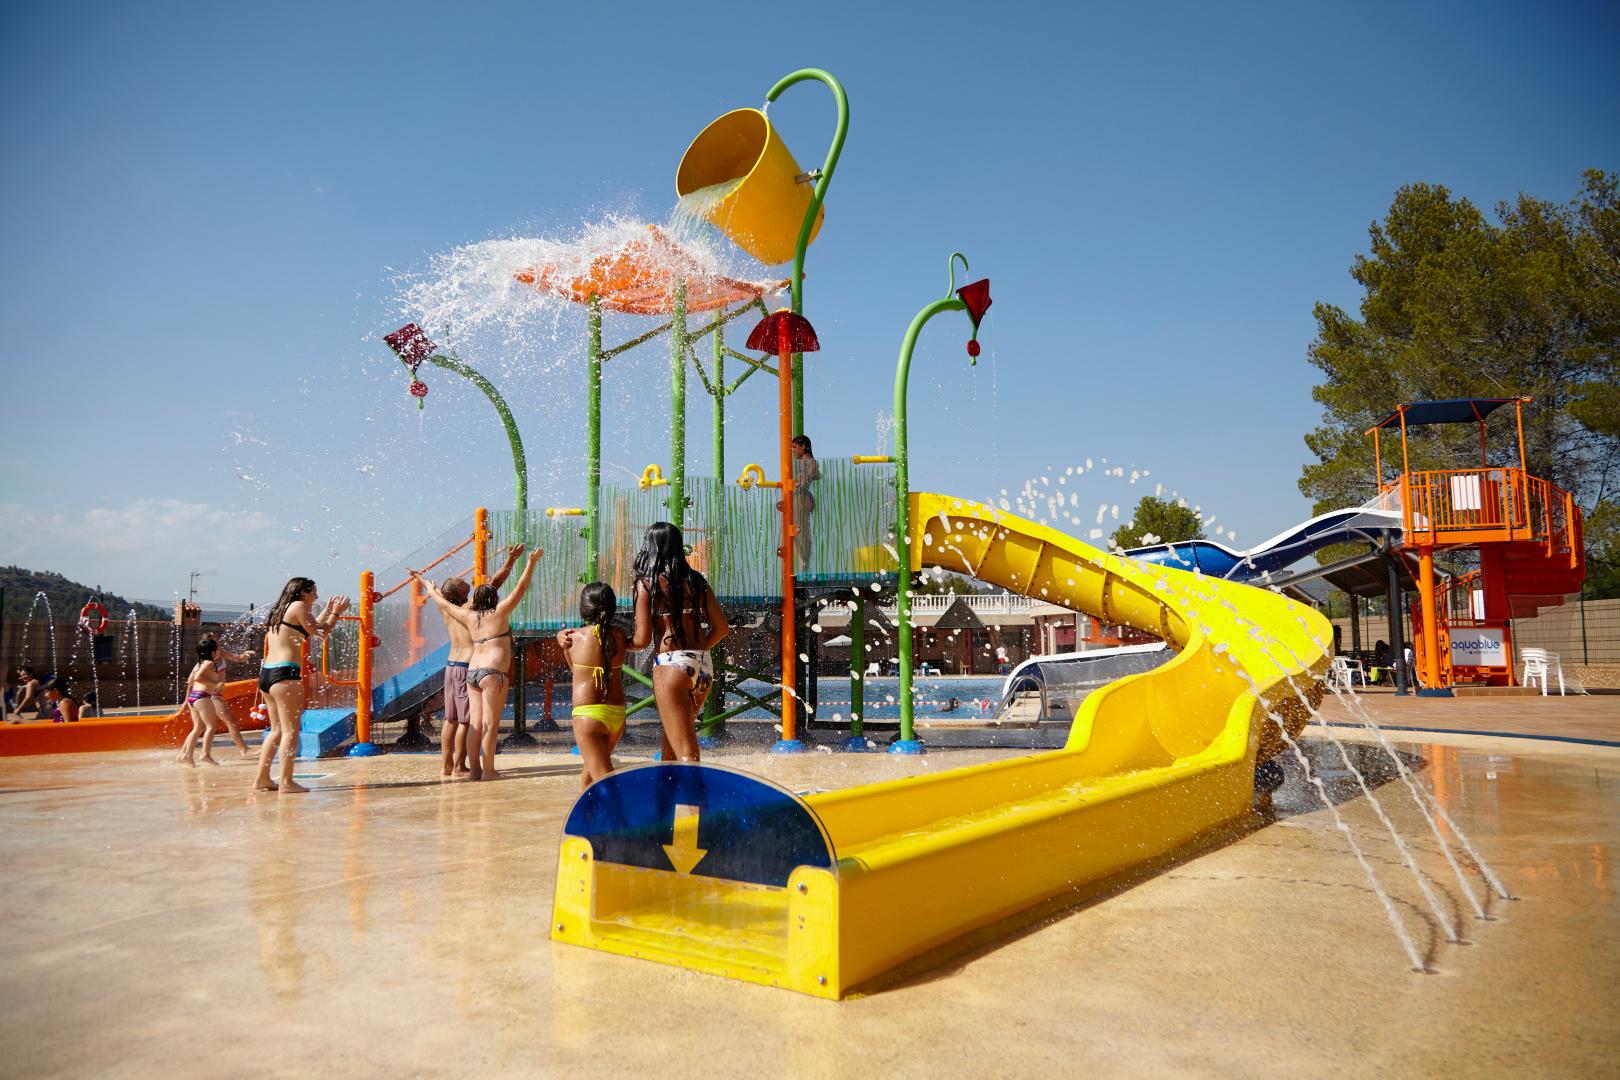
[
  {"left": 713, "top": 325, "right": 725, "bottom": 536},
  {"left": 764, "top": 68, "right": 848, "bottom": 436},
  {"left": 700, "top": 323, "right": 727, "bottom": 743},
  {"left": 586, "top": 297, "right": 603, "bottom": 577},
  {"left": 894, "top": 294, "right": 970, "bottom": 748},
  {"left": 670, "top": 279, "right": 687, "bottom": 528},
  {"left": 848, "top": 591, "right": 865, "bottom": 738}
]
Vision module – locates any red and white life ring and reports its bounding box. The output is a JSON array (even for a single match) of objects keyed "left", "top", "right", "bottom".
[{"left": 79, "top": 600, "right": 108, "bottom": 636}]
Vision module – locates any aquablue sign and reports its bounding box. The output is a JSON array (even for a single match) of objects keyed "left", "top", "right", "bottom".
[{"left": 1450, "top": 627, "right": 1506, "bottom": 667}]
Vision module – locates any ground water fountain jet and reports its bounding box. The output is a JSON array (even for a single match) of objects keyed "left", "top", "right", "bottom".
[
  {"left": 20, "top": 592, "right": 59, "bottom": 678},
  {"left": 1206, "top": 586, "right": 1515, "bottom": 951},
  {"left": 1254, "top": 607, "right": 1511, "bottom": 909},
  {"left": 116, "top": 609, "right": 144, "bottom": 711}
]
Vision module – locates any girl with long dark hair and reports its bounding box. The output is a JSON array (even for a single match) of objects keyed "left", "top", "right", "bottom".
[
  {"left": 629, "top": 522, "right": 729, "bottom": 762},
  {"left": 413, "top": 547, "right": 540, "bottom": 781},
  {"left": 253, "top": 577, "right": 350, "bottom": 793},
  {"left": 557, "top": 582, "right": 627, "bottom": 789}
]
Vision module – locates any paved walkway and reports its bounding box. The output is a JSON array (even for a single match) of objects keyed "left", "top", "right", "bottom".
[{"left": 1318, "top": 687, "right": 1620, "bottom": 745}]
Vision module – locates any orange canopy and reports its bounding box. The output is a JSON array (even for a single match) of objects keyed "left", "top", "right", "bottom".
[{"left": 515, "top": 225, "right": 786, "bottom": 316}]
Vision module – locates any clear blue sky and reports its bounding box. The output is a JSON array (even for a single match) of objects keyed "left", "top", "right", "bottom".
[{"left": 2, "top": 0, "right": 1615, "bottom": 605}]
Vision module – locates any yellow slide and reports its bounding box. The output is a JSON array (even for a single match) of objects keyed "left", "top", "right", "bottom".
[{"left": 551, "top": 494, "right": 1332, "bottom": 998}]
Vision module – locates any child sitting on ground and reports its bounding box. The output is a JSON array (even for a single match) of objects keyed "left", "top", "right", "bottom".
[{"left": 556, "top": 583, "right": 627, "bottom": 790}]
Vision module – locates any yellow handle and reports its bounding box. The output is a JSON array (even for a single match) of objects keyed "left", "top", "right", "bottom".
[
  {"left": 640, "top": 464, "right": 669, "bottom": 490},
  {"left": 546, "top": 507, "right": 585, "bottom": 517},
  {"left": 737, "top": 463, "right": 781, "bottom": 490},
  {"left": 852, "top": 455, "right": 894, "bottom": 465}
]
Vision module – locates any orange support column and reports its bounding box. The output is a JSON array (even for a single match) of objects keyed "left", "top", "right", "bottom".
[
  {"left": 408, "top": 576, "right": 426, "bottom": 666},
  {"left": 777, "top": 323, "right": 799, "bottom": 749},
  {"left": 1416, "top": 549, "right": 1451, "bottom": 696},
  {"left": 473, "top": 507, "right": 490, "bottom": 586},
  {"left": 355, "top": 571, "right": 376, "bottom": 747}
]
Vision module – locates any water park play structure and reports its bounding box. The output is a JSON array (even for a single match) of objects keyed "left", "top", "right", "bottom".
[
  {"left": 0, "top": 68, "right": 1540, "bottom": 998},
  {"left": 1364, "top": 398, "right": 1584, "bottom": 694}
]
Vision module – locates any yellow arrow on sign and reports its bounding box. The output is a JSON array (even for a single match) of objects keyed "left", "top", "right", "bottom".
[{"left": 662, "top": 803, "right": 708, "bottom": 875}]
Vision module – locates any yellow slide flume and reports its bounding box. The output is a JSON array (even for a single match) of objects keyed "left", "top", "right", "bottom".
[{"left": 551, "top": 493, "right": 1331, "bottom": 998}]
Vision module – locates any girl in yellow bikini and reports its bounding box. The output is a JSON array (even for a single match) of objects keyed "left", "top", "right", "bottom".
[{"left": 557, "top": 583, "right": 627, "bottom": 790}]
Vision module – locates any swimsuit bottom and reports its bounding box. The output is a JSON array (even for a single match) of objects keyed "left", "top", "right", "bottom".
[
  {"left": 572, "top": 703, "right": 626, "bottom": 735},
  {"left": 258, "top": 663, "right": 301, "bottom": 692},
  {"left": 468, "top": 666, "right": 508, "bottom": 690},
  {"left": 186, "top": 689, "right": 209, "bottom": 705},
  {"left": 654, "top": 649, "right": 714, "bottom": 696},
  {"left": 442, "top": 662, "right": 470, "bottom": 724}
]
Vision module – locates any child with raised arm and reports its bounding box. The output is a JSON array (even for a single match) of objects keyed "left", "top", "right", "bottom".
[
  {"left": 176, "top": 636, "right": 257, "bottom": 766},
  {"left": 413, "top": 546, "right": 541, "bottom": 781},
  {"left": 436, "top": 544, "right": 524, "bottom": 778},
  {"left": 557, "top": 583, "right": 627, "bottom": 790},
  {"left": 253, "top": 577, "right": 351, "bottom": 794}
]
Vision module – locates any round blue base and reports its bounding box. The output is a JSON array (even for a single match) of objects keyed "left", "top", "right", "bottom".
[
  {"left": 770, "top": 739, "right": 810, "bottom": 754},
  {"left": 1416, "top": 687, "right": 1455, "bottom": 698},
  {"left": 888, "top": 739, "right": 926, "bottom": 756},
  {"left": 347, "top": 742, "right": 383, "bottom": 758},
  {"left": 840, "top": 735, "right": 873, "bottom": 752}
]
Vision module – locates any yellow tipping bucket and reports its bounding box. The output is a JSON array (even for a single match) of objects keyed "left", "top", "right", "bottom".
[{"left": 676, "top": 108, "right": 823, "bottom": 266}]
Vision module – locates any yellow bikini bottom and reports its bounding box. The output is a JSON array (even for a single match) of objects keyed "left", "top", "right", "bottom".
[{"left": 572, "top": 703, "right": 626, "bottom": 734}]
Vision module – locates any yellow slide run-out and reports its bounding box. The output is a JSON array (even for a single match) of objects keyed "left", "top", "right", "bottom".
[{"left": 551, "top": 493, "right": 1332, "bottom": 998}]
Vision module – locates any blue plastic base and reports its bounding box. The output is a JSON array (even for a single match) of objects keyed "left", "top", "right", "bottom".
[
  {"left": 770, "top": 739, "right": 810, "bottom": 754},
  {"left": 347, "top": 741, "right": 383, "bottom": 758},
  {"left": 840, "top": 735, "right": 873, "bottom": 752},
  {"left": 888, "top": 739, "right": 926, "bottom": 755},
  {"left": 1416, "top": 687, "right": 1455, "bottom": 698},
  {"left": 299, "top": 707, "right": 356, "bottom": 758}
]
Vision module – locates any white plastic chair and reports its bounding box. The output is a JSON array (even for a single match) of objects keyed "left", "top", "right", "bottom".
[
  {"left": 1331, "top": 656, "right": 1367, "bottom": 689},
  {"left": 1520, "top": 648, "right": 1565, "bottom": 696}
]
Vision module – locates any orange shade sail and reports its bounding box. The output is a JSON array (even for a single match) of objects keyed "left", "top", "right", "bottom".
[{"left": 514, "top": 225, "right": 786, "bottom": 316}]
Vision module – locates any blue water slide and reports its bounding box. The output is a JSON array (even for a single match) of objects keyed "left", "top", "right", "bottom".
[
  {"left": 299, "top": 644, "right": 452, "bottom": 757},
  {"left": 1123, "top": 506, "right": 1405, "bottom": 582}
]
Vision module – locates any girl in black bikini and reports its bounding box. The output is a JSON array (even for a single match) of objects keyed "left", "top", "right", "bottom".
[
  {"left": 253, "top": 577, "right": 350, "bottom": 794},
  {"left": 414, "top": 547, "right": 540, "bottom": 781},
  {"left": 630, "top": 522, "right": 729, "bottom": 762}
]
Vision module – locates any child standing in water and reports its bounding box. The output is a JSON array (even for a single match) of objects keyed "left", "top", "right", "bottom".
[
  {"left": 253, "top": 577, "right": 350, "bottom": 794},
  {"left": 414, "top": 547, "right": 540, "bottom": 781},
  {"left": 557, "top": 583, "right": 627, "bottom": 790},
  {"left": 177, "top": 636, "right": 256, "bottom": 766},
  {"left": 631, "top": 522, "right": 729, "bottom": 762},
  {"left": 435, "top": 544, "right": 524, "bottom": 779}
]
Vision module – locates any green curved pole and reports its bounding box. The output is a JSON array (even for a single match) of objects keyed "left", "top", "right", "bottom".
[
  {"left": 416, "top": 353, "right": 529, "bottom": 515},
  {"left": 894, "top": 254, "right": 981, "bottom": 742},
  {"left": 765, "top": 68, "right": 848, "bottom": 437}
]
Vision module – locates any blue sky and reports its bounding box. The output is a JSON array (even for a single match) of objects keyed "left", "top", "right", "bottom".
[{"left": 1, "top": 0, "right": 1616, "bottom": 605}]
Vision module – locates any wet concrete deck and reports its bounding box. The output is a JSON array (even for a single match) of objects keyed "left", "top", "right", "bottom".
[{"left": 1, "top": 696, "right": 1616, "bottom": 1077}]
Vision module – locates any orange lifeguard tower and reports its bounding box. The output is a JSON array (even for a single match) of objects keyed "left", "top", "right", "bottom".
[{"left": 1368, "top": 398, "right": 1585, "bottom": 694}]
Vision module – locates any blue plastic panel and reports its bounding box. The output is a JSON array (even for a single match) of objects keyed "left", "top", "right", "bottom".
[{"left": 563, "top": 763, "right": 836, "bottom": 887}]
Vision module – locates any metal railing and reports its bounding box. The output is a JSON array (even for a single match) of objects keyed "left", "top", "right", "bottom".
[{"left": 1388, "top": 468, "right": 1580, "bottom": 564}]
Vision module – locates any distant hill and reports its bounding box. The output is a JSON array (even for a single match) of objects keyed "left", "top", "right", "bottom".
[{"left": 0, "top": 567, "right": 170, "bottom": 623}]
